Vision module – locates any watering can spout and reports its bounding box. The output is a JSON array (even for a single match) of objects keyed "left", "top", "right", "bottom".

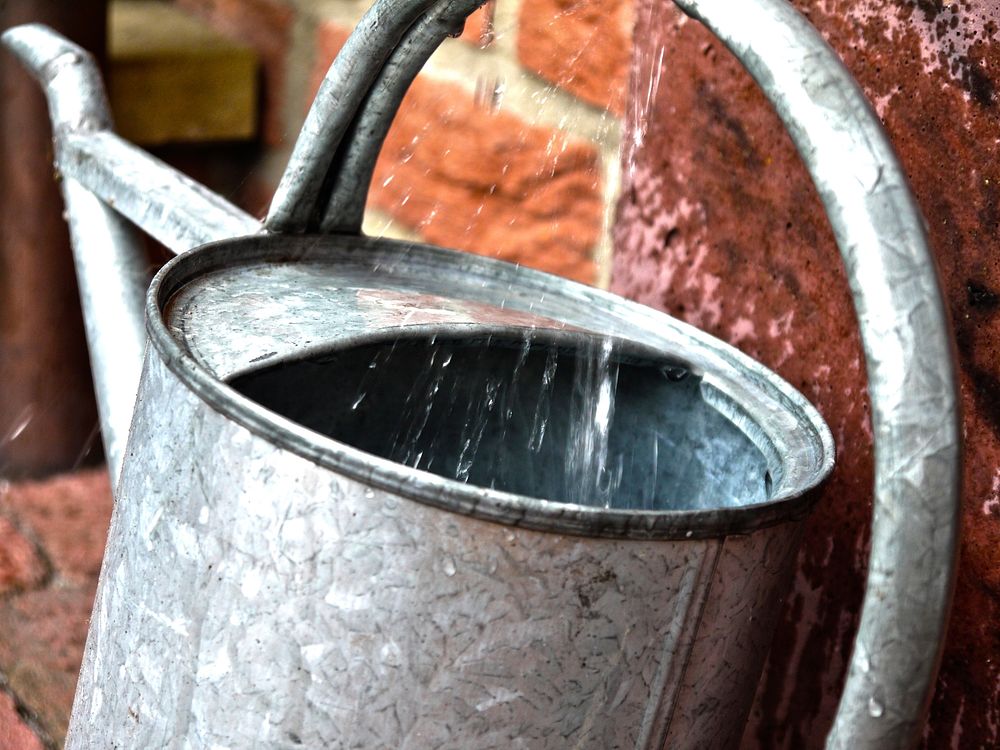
[
  {"left": 1, "top": 24, "right": 260, "bottom": 486},
  {"left": 2, "top": 24, "right": 149, "bottom": 486}
]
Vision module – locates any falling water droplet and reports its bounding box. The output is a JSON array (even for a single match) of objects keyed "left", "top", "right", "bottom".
[
  {"left": 475, "top": 75, "right": 506, "bottom": 113},
  {"left": 442, "top": 557, "right": 457, "bottom": 577},
  {"left": 859, "top": 651, "right": 871, "bottom": 674},
  {"left": 529, "top": 348, "right": 558, "bottom": 452},
  {"left": 661, "top": 365, "right": 688, "bottom": 382},
  {"left": 4, "top": 405, "right": 35, "bottom": 443},
  {"left": 868, "top": 695, "right": 884, "bottom": 718}
]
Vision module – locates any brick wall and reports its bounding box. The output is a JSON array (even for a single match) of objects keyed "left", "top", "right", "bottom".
[
  {"left": 176, "top": 0, "right": 632, "bottom": 287},
  {"left": 615, "top": 1, "right": 1000, "bottom": 747}
]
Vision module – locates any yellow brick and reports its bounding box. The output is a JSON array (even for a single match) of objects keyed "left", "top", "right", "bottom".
[{"left": 109, "top": 1, "right": 258, "bottom": 145}]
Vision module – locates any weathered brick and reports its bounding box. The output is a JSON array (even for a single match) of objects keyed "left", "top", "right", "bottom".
[
  {"left": 518, "top": 0, "right": 633, "bottom": 115},
  {"left": 313, "top": 22, "right": 603, "bottom": 284},
  {"left": 615, "top": 0, "right": 1000, "bottom": 747},
  {"left": 0, "top": 586, "right": 98, "bottom": 745},
  {"left": 0, "top": 468, "right": 111, "bottom": 585},
  {"left": 459, "top": 4, "right": 493, "bottom": 47},
  {"left": 0, "top": 469, "right": 111, "bottom": 746},
  {"left": 0, "top": 690, "right": 44, "bottom": 750},
  {"left": 175, "top": 0, "right": 294, "bottom": 145},
  {"left": 0, "top": 516, "right": 47, "bottom": 596}
]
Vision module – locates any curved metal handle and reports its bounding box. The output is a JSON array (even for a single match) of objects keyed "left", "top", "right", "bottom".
[
  {"left": 265, "top": 0, "right": 464, "bottom": 232},
  {"left": 317, "top": 0, "right": 486, "bottom": 233},
  {"left": 673, "top": 1, "right": 960, "bottom": 747},
  {"left": 269, "top": 0, "right": 961, "bottom": 745}
]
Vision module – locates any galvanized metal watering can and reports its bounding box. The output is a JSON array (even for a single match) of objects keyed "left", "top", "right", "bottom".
[{"left": 2, "top": 0, "right": 960, "bottom": 747}]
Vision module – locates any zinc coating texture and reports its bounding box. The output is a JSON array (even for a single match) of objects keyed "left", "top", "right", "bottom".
[
  {"left": 66, "top": 350, "right": 808, "bottom": 748},
  {"left": 65, "top": 234, "right": 827, "bottom": 747}
]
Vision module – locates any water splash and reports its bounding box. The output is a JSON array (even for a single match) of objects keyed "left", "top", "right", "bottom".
[
  {"left": 565, "top": 337, "right": 622, "bottom": 508},
  {"left": 3, "top": 405, "right": 35, "bottom": 444},
  {"left": 529, "top": 346, "right": 558, "bottom": 452},
  {"left": 455, "top": 376, "right": 501, "bottom": 482},
  {"left": 322, "top": 333, "right": 711, "bottom": 512}
]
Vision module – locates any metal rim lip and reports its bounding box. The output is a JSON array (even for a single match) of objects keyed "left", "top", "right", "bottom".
[{"left": 147, "top": 234, "right": 835, "bottom": 541}]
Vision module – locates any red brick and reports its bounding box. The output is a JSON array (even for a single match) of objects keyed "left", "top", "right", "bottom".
[
  {"left": 313, "top": 22, "right": 603, "bottom": 285},
  {"left": 460, "top": 4, "right": 493, "bottom": 47},
  {"left": 615, "top": 0, "right": 1000, "bottom": 747},
  {"left": 0, "top": 468, "right": 112, "bottom": 585},
  {"left": 518, "top": 0, "right": 633, "bottom": 115},
  {"left": 0, "top": 516, "right": 47, "bottom": 596},
  {"left": 174, "top": 0, "right": 294, "bottom": 145},
  {"left": 0, "top": 586, "right": 98, "bottom": 745},
  {"left": 0, "top": 469, "right": 112, "bottom": 746},
  {"left": 0, "top": 691, "right": 44, "bottom": 750}
]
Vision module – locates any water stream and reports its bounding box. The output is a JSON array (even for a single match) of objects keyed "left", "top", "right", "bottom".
[
  {"left": 385, "top": 332, "right": 625, "bottom": 507},
  {"left": 231, "top": 331, "right": 770, "bottom": 512},
  {"left": 563, "top": 336, "right": 622, "bottom": 507},
  {"left": 368, "top": 332, "right": 619, "bottom": 505}
]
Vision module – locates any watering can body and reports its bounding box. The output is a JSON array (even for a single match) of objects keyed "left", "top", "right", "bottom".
[
  {"left": 70, "top": 234, "right": 829, "bottom": 748},
  {"left": 1, "top": 0, "right": 960, "bottom": 747}
]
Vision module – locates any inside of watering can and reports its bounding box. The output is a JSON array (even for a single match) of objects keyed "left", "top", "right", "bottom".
[{"left": 228, "top": 332, "right": 776, "bottom": 511}]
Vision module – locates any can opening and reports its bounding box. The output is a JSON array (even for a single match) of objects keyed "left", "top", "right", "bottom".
[{"left": 229, "top": 332, "right": 774, "bottom": 511}]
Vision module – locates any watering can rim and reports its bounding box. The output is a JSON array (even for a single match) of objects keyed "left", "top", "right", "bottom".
[{"left": 145, "top": 231, "right": 835, "bottom": 542}]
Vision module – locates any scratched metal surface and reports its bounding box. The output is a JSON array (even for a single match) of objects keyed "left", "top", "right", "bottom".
[
  {"left": 662, "top": 523, "right": 806, "bottom": 748},
  {"left": 67, "top": 350, "right": 810, "bottom": 749}
]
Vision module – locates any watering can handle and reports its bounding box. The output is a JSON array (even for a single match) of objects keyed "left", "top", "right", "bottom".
[
  {"left": 265, "top": 0, "right": 485, "bottom": 234},
  {"left": 272, "top": 0, "right": 961, "bottom": 747},
  {"left": 677, "top": 3, "right": 960, "bottom": 747},
  {"left": 265, "top": 0, "right": 473, "bottom": 232}
]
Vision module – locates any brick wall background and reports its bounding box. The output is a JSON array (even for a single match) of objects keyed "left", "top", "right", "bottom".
[
  {"left": 615, "top": 1, "right": 1000, "bottom": 748},
  {"left": 177, "top": 0, "right": 630, "bottom": 286}
]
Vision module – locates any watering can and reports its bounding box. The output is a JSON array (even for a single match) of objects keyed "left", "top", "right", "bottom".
[{"left": 1, "top": 0, "right": 959, "bottom": 747}]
